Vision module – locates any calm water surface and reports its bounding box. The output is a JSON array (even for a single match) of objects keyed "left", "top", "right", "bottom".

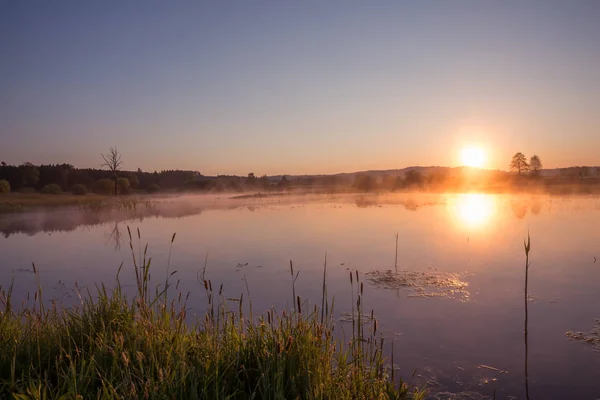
[{"left": 2, "top": 193, "right": 599, "bottom": 399}]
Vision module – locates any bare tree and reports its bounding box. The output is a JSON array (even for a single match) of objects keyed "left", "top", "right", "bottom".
[
  {"left": 510, "top": 152, "right": 529, "bottom": 175},
  {"left": 529, "top": 155, "right": 542, "bottom": 176},
  {"left": 101, "top": 146, "right": 123, "bottom": 196}
]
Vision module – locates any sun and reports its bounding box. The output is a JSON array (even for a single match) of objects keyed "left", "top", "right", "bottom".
[{"left": 460, "top": 146, "right": 486, "bottom": 168}]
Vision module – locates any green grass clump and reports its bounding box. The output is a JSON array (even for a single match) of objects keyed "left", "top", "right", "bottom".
[
  {"left": 71, "top": 184, "right": 88, "bottom": 196},
  {"left": 40, "top": 184, "right": 63, "bottom": 195},
  {"left": 0, "top": 179, "right": 10, "bottom": 194},
  {"left": 0, "top": 230, "right": 423, "bottom": 400}
]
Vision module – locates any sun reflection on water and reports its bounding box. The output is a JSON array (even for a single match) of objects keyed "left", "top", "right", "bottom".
[{"left": 449, "top": 193, "right": 497, "bottom": 229}]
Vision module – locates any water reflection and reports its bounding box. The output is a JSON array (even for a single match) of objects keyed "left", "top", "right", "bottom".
[
  {"left": 1, "top": 193, "right": 600, "bottom": 399},
  {"left": 105, "top": 222, "right": 123, "bottom": 251},
  {"left": 449, "top": 193, "right": 497, "bottom": 229},
  {"left": 511, "top": 201, "right": 528, "bottom": 219},
  {"left": 0, "top": 203, "right": 209, "bottom": 237}
]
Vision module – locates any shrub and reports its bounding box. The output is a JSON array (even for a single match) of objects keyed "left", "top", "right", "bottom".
[
  {"left": 40, "top": 184, "right": 63, "bottom": 195},
  {"left": 93, "top": 179, "right": 115, "bottom": 195},
  {"left": 117, "top": 177, "right": 131, "bottom": 195},
  {"left": 0, "top": 179, "right": 9, "bottom": 194},
  {"left": 71, "top": 184, "right": 88, "bottom": 196},
  {"left": 146, "top": 183, "right": 161, "bottom": 193}
]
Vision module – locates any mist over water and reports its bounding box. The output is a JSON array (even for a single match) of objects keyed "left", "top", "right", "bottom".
[{"left": 1, "top": 192, "right": 600, "bottom": 399}]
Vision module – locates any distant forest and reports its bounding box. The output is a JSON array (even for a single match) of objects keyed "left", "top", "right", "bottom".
[
  {"left": 0, "top": 161, "right": 297, "bottom": 195},
  {"left": 0, "top": 160, "right": 599, "bottom": 196}
]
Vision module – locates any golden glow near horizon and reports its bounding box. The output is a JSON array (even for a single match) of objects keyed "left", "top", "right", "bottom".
[
  {"left": 449, "top": 193, "right": 497, "bottom": 229},
  {"left": 460, "top": 146, "right": 486, "bottom": 168}
]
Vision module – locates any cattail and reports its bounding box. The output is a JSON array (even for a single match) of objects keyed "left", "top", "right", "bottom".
[
  {"left": 290, "top": 260, "right": 294, "bottom": 276},
  {"left": 297, "top": 296, "right": 302, "bottom": 314},
  {"left": 285, "top": 336, "right": 293, "bottom": 352},
  {"left": 374, "top": 319, "right": 378, "bottom": 335},
  {"left": 276, "top": 341, "right": 283, "bottom": 354},
  {"left": 208, "top": 280, "right": 212, "bottom": 291},
  {"left": 121, "top": 352, "right": 130, "bottom": 366},
  {"left": 203, "top": 280, "right": 208, "bottom": 290},
  {"left": 361, "top": 282, "right": 364, "bottom": 294},
  {"left": 350, "top": 271, "right": 353, "bottom": 284}
]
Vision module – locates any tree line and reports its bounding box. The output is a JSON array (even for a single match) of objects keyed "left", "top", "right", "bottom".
[
  {"left": 0, "top": 147, "right": 293, "bottom": 195},
  {"left": 0, "top": 147, "right": 207, "bottom": 195},
  {"left": 1, "top": 148, "right": 597, "bottom": 196}
]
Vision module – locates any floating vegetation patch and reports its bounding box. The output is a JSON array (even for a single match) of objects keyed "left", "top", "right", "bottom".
[
  {"left": 425, "top": 392, "right": 493, "bottom": 400},
  {"left": 566, "top": 318, "right": 600, "bottom": 351},
  {"left": 366, "top": 268, "right": 470, "bottom": 301},
  {"left": 416, "top": 363, "right": 505, "bottom": 400},
  {"left": 339, "top": 312, "right": 375, "bottom": 324}
]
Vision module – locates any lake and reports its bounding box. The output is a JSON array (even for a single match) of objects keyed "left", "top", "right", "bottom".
[{"left": 1, "top": 193, "right": 599, "bottom": 399}]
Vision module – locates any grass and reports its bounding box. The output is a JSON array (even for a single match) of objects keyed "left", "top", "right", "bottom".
[
  {"left": 0, "top": 193, "right": 156, "bottom": 214},
  {"left": 0, "top": 229, "right": 424, "bottom": 400},
  {"left": 0, "top": 193, "right": 110, "bottom": 213}
]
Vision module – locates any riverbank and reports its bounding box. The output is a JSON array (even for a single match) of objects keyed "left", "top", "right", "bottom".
[{"left": 0, "top": 193, "right": 113, "bottom": 213}]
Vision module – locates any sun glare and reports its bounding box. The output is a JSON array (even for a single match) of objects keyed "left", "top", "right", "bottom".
[
  {"left": 449, "top": 193, "right": 496, "bottom": 229},
  {"left": 460, "top": 147, "right": 486, "bottom": 168}
]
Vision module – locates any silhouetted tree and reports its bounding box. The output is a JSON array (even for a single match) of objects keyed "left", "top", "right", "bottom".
[
  {"left": 529, "top": 155, "right": 542, "bottom": 176},
  {"left": 20, "top": 162, "right": 40, "bottom": 187},
  {"left": 259, "top": 175, "right": 270, "bottom": 189},
  {"left": 381, "top": 174, "right": 398, "bottom": 191},
  {"left": 279, "top": 175, "right": 290, "bottom": 190},
  {"left": 579, "top": 166, "right": 590, "bottom": 178},
  {"left": 246, "top": 172, "right": 257, "bottom": 186},
  {"left": 353, "top": 174, "right": 375, "bottom": 192},
  {"left": 404, "top": 170, "right": 423, "bottom": 187},
  {"left": 101, "top": 147, "right": 123, "bottom": 196},
  {"left": 510, "top": 153, "right": 529, "bottom": 175}
]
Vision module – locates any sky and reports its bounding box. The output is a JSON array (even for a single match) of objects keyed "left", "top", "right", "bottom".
[{"left": 1, "top": 1, "right": 599, "bottom": 176}]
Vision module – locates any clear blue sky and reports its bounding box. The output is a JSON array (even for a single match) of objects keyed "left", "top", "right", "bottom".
[{"left": 1, "top": 1, "right": 599, "bottom": 175}]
